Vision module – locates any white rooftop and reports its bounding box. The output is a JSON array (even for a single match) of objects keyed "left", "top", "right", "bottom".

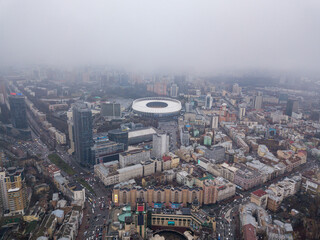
[
  {"left": 132, "top": 97, "right": 182, "bottom": 114},
  {"left": 117, "top": 164, "right": 143, "bottom": 174},
  {"left": 128, "top": 128, "right": 156, "bottom": 138}
]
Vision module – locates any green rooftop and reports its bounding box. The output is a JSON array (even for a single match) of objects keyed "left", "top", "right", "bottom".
[
  {"left": 118, "top": 212, "right": 131, "bottom": 223},
  {"left": 199, "top": 173, "right": 215, "bottom": 181},
  {"left": 122, "top": 206, "right": 131, "bottom": 212}
]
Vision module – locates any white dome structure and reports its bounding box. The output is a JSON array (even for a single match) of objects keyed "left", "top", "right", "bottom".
[{"left": 132, "top": 97, "right": 182, "bottom": 118}]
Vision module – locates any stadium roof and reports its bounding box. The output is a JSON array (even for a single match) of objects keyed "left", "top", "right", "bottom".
[{"left": 132, "top": 97, "right": 181, "bottom": 115}]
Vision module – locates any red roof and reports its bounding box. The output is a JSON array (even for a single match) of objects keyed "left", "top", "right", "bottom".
[
  {"left": 252, "top": 189, "right": 267, "bottom": 197},
  {"left": 162, "top": 156, "right": 171, "bottom": 161},
  {"left": 243, "top": 224, "right": 257, "bottom": 240},
  {"left": 48, "top": 164, "right": 60, "bottom": 173}
]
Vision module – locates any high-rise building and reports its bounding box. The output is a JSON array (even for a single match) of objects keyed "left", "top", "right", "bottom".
[
  {"left": 101, "top": 102, "right": 121, "bottom": 119},
  {"left": 170, "top": 84, "right": 179, "bottom": 98},
  {"left": 210, "top": 115, "right": 219, "bottom": 129},
  {"left": 185, "top": 102, "right": 193, "bottom": 113},
  {"left": 285, "top": 99, "right": 299, "bottom": 117},
  {"left": 205, "top": 94, "right": 213, "bottom": 109},
  {"left": 180, "top": 128, "right": 190, "bottom": 146},
  {"left": 154, "top": 82, "right": 167, "bottom": 96},
  {"left": 254, "top": 92, "right": 263, "bottom": 110},
  {"left": 204, "top": 135, "right": 212, "bottom": 146},
  {"left": 67, "top": 110, "right": 74, "bottom": 155},
  {"left": 1, "top": 167, "right": 28, "bottom": 215},
  {"left": 73, "top": 102, "right": 94, "bottom": 166},
  {"left": 0, "top": 169, "right": 8, "bottom": 215},
  {"left": 232, "top": 83, "right": 241, "bottom": 95},
  {"left": 8, "top": 93, "right": 28, "bottom": 129},
  {"left": 151, "top": 133, "right": 169, "bottom": 159},
  {"left": 310, "top": 110, "right": 320, "bottom": 122},
  {"left": 239, "top": 105, "right": 246, "bottom": 120}
]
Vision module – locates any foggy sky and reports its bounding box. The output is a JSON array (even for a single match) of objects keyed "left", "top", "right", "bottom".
[{"left": 1, "top": 0, "right": 320, "bottom": 73}]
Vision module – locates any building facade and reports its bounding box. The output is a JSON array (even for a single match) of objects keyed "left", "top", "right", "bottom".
[
  {"left": 3, "top": 167, "right": 28, "bottom": 215},
  {"left": 101, "top": 102, "right": 121, "bottom": 119},
  {"left": 254, "top": 93, "right": 263, "bottom": 110},
  {"left": 151, "top": 133, "right": 169, "bottom": 159},
  {"left": 285, "top": 99, "right": 299, "bottom": 117},
  {"left": 73, "top": 103, "right": 94, "bottom": 166},
  {"left": 170, "top": 84, "right": 179, "bottom": 98},
  {"left": 8, "top": 94, "right": 28, "bottom": 129},
  {"left": 119, "top": 149, "right": 150, "bottom": 168},
  {"left": 112, "top": 186, "right": 203, "bottom": 208},
  {"left": 205, "top": 94, "right": 213, "bottom": 109}
]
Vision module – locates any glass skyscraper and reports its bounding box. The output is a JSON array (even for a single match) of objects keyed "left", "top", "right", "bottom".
[
  {"left": 73, "top": 102, "right": 94, "bottom": 167},
  {"left": 8, "top": 94, "right": 28, "bottom": 129}
]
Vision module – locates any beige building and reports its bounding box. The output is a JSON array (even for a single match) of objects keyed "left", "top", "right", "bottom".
[
  {"left": 118, "top": 164, "right": 143, "bottom": 182},
  {"left": 220, "top": 163, "right": 238, "bottom": 182},
  {"left": 166, "top": 152, "right": 180, "bottom": 168},
  {"left": 93, "top": 161, "right": 120, "bottom": 186},
  {"left": 3, "top": 167, "right": 28, "bottom": 216},
  {"left": 113, "top": 186, "right": 203, "bottom": 208},
  {"left": 202, "top": 177, "right": 236, "bottom": 204},
  {"left": 250, "top": 189, "right": 268, "bottom": 209},
  {"left": 142, "top": 160, "right": 156, "bottom": 176}
]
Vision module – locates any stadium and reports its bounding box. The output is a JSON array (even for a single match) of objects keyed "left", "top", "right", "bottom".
[{"left": 132, "top": 97, "right": 182, "bottom": 118}]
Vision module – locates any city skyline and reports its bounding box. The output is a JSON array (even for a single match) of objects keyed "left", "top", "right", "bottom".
[{"left": 1, "top": 1, "right": 320, "bottom": 74}]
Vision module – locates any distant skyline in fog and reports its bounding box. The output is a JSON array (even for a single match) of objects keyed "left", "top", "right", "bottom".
[{"left": 1, "top": 0, "right": 320, "bottom": 74}]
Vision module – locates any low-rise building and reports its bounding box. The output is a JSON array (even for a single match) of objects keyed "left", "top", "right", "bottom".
[
  {"left": 266, "top": 175, "right": 301, "bottom": 212},
  {"left": 176, "top": 171, "right": 195, "bottom": 188},
  {"left": 112, "top": 185, "right": 203, "bottom": 208},
  {"left": 47, "top": 164, "right": 61, "bottom": 178},
  {"left": 53, "top": 174, "right": 86, "bottom": 207},
  {"left": 250, "top": 189, "right": 268, "bottom": 209},
  {"left": 119, "top": 149, "right": 150, "bottom": 168},
  {"left": 55, "top": 130, "right": 67, "bottom": 145},
  {"left": 240, "top": 203, "right": 292, "bottom": 240},
  {"left": 301, "top": 168, "right": 320, "bottom": 194},
  {"left": 246, "top": 160, "right": 276, "bottom": 183},
  {"left": 202, "top": 177, "right": 236, "bottom": 204},
  {"left": 118, "top": 164, "right": 143, "bottom": 182},
  {"left": 220, "top": 163, "right": 238, "bottom": 182},
  {"left": 234, "top": 164, "right": 262, "bottom": 190}
]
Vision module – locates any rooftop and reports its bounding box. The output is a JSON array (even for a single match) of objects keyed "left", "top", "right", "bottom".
[
  {"left": 117, "top": 164, "right": 143, "bottom": 174},
  {"left": 252, "top": 189, "right": 267, "bottom": 197}
]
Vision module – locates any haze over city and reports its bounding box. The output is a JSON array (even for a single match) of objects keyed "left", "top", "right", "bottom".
[
  {"left": 1, "top": 1, "right": 320, "bottom": 240},
  {"left": 1, "top": 0, "right": 320, "bottom": 73}
]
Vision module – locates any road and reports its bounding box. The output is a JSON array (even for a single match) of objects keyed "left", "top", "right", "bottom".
[{"left": 29, "top": 121, "right": 112, "bottom": 240}]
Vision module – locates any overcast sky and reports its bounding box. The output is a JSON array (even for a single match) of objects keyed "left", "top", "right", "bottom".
[{"left": 1, "top": 0, "right": 320, "bottom": 73}]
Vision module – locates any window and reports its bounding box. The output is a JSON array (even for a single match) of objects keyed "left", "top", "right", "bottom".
[
  {"left": 175, "top": 191, "right": 179, "bottom": 202},
  {"left": 123, "top": 192, "right": 127, "bottom": 203},
  {"left": 192, "top": 191, "right": 197, "bottom": 201},
  {"left": 157, "top": 191, "right": 161, "bottom": 202}
]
